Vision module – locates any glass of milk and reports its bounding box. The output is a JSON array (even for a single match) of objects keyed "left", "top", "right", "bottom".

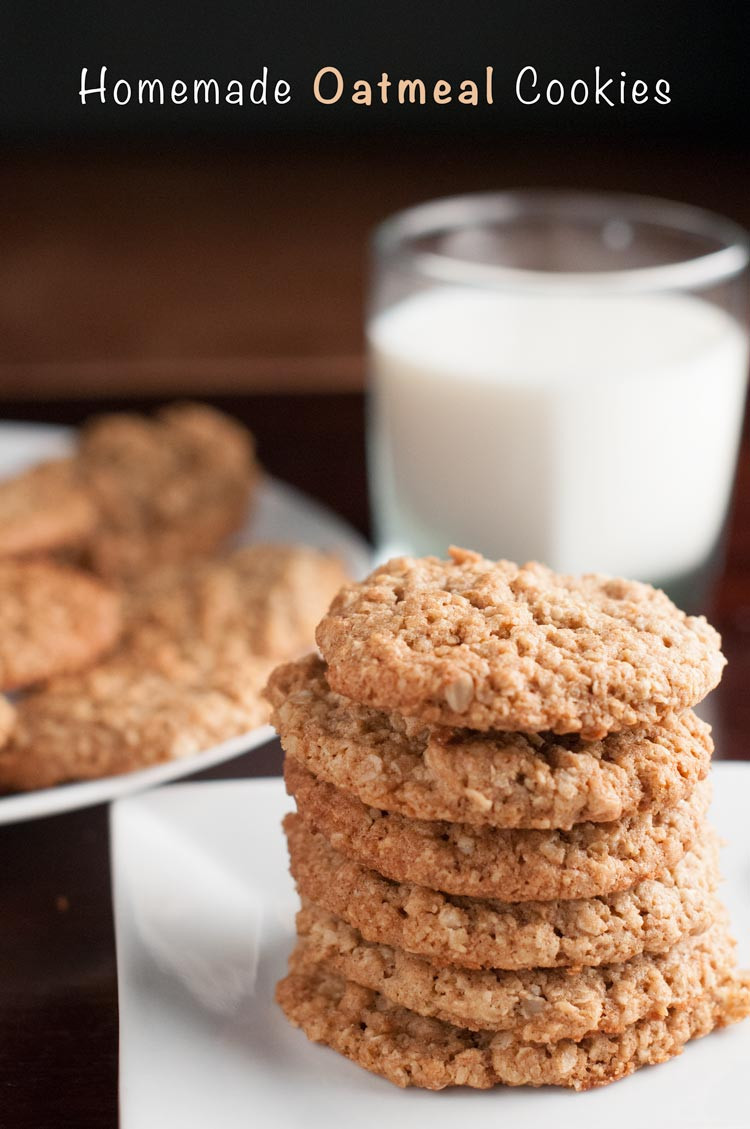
[{"left": 367, "top": 191, "right": 750, "bottom": 611}]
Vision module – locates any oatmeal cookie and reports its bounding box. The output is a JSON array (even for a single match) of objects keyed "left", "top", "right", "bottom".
[
  {"left": 0, "top": 696, "right": 14, "bottom": 746},
  {"left": 286, "top": 817, "right": 719, "bottom": 969},
  {"left": 316, "top": 548, "right": 724, "bottom": 738},
  {"left": 296, "top": 903, "right": 733, "bottom": 1042},
  {"left": 0, "top": 645, "right": 273, "bottom": 790},
  {"left": 269, "top": 655, "right": 712, "bottom": 829},
  {"left": 276, "top": 961, "right": 750, "bottom": 1090},
  {"left": 0, "top": 459, "right": 96, "bottom": 559},
  {"left": 124, "top": 545, "right": 348, "bottom": 663},
  {"left": 0, "top": 560, "right": 121, "bottom": 690},
  {"left": 286, "top": 759, "right": 710, "bottom": 901},
  {"left": 78, "top": 402, "right": 258, "bottom": 579}
]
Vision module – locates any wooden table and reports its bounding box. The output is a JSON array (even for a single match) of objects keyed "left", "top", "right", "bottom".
[{"left": 0, "top": 391, "right": 748, "bottom": 1128}]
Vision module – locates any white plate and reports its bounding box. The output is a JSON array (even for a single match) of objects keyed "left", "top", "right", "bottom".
[
  {"left": 112, "top": 763, "right": 750, "bottom": 1129},
  {"left": 0, "top": 421, "right": 371, "bottom": 825}
]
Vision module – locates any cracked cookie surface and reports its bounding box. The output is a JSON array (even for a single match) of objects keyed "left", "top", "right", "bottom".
[{"left": 316, "top": 548, "right": 724, "bottom": 738}]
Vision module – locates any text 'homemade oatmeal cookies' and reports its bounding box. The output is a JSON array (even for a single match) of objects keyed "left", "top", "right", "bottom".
[{"left": 271, "top": 549, "right": 750, "bottom": 1091}]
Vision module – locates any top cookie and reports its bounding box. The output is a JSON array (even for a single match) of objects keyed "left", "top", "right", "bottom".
[{"left": 316, "top": 548, "right": 724, "bottom": 738}]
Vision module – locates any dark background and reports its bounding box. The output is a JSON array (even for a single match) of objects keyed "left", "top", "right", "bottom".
[
  {"left": 0, "top": 2, "right": 747, "bottom": 397},
  {"left": 1, "top": 1, "right": 748, "bottom": 141}
]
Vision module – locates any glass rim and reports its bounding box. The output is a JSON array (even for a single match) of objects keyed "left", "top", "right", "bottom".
[{"left": 371, "top": 189, "right": 750, "bottom": 295}]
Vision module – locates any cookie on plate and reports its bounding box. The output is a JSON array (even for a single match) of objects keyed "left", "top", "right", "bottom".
[
  {"left": 316, "top": 548, "right": 725, "bottom": 738},
  {"left": 276, "top": 960, "right": 750, "bottom": 1091},
  {"left": 79, "top": 402, "right": 258, "bottom": 580},
  {"left": 0, "top": 459, "right": 97, "bottom": 559},
  {"left": 0, "top": 560, "right": 121, "bottom": 691},
  {"left": 296, "top": 903, "right": 732, "bottom": 1042},
  {"left": 124, "top": 545, "right": 349, "bottom": 663},
  {"left": 0, "top": 644, "right": 274, "bottom": 790},
  {"left": 285, "top": 815, "right": 720, "bottom": 970},
  {"left": 285, "top": 759, "right": 710, "bottom": 901},
  {"left": 0, "top": 696, "right": 15, "bottom": 747},
  {"left": 269, "top": 655, "right": 712, "bottom": 829}
]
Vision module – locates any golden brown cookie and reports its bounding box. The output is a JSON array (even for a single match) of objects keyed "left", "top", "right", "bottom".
[
  {"left": 0, "top": 696, "right": 15, "bottom": 747},
  {"left": 285, "top": 816, "right": 720, "bottom": 970},
  {"left": 276, "top": 960, "right": 750, "bottom": 1090},
  {"left": 296, "top": 903, "right": 733, "bottom": 1043},
  {"left": 0, "top": 645, "right": 273, "bottom": 791},
  {"left": 78, "top": 402, "right": 257, "bottom": 580},
  {"left": 316, "top": 548, "right": 725, "bottom": 738},
  {"left": 269, "top": 655, "right": 712, "bottom": 829},
  {"left": 0, "top": 560, "right": 121, "bottom": 691},
  {"left": 124, "top": 545, "right": 348, "bottom": 664},
  {"left": 286, "top": 759, "right": 710, "bottom": 901},
  {"left": 0, "top": 459, "right": 97, "bottom": 559}
]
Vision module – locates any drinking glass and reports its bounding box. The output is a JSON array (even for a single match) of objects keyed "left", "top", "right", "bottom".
[{"left": 367, "top": 190, "right": 750, "bottom": 611}]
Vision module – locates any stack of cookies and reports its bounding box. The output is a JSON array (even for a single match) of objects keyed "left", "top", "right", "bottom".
[{"left": 270, "top": 547, "right": 750, "bottom": 1091}]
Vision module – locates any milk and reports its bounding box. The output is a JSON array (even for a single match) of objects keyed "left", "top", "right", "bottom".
[{"left": 368, "top": 288, "right": 748, "bottom": 588}]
